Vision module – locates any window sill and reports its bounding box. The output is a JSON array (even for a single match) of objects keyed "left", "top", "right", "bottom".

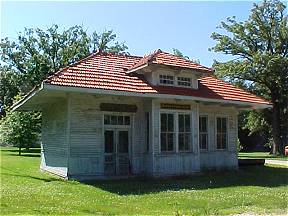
[
  {"left": 216, "top": 149, "right": 228, "bottom": 151},
  {"left": 200, "top": 149, "right": 209, "bottom": 152},
  {"left": 157, "top": 151, "right": 195, "bottom": 156}
]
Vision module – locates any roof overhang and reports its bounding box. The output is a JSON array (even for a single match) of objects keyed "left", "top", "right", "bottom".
[
  {"left": 126, "top": 62, "right": 212, "bottom": 76},
  {"left": 11, "top": 83, "right": 68, "bottom": 111},
  {"left": 12, "top": 83, "right": 271, "bottom": 112}
]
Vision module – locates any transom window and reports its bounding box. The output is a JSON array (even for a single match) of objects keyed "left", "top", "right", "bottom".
[
  {"left": 216, "top": 117, "right": 227, "bottom": 149},
  {"left": 104, "top": 115, "right": 130, "bottom": 125},
  {"left": 159, "top": 75, "right": 174, "bottom": 85},
  {"left": 160, "top": 113, "right": 175, "bottom": 152},
  {"left": 178, "top": 114, "right": 191, "bottom": 151},
  {"left": 199, "top": 116, "right": 208, "bottom": 150},
  {"left": 178, "top": 77, "right": 191, "bottom": 87}
]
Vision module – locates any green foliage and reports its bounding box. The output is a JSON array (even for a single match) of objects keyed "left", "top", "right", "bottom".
[
  {"left": 91, "top": 30, "right": 128, "bottom": 54},
  {"left": 0, "top": 24, "right": 128, "bottom": 110},
  {"left": 172, "top": 48, "right": 190, "bottom": 60},
  {"left": 1, "top": 147, "right": 288, "bottom": 215},
  {"left": 237, "top": 138, "right": 243, "bottom": 152},
  {"left": 172, "top": 48, "right": 200, "bottom": 63},
  {"left": 0, "top": 68, "right": 21, "bottom": 113},
  {"left": 211, "top": 0, "right": 288, "bottom": 154},
  {"left": 0, "top": 24, "right": 128, "bottom": 150},
  {"left": 0, "top": 110, "right": 41, "bottom": 153}
]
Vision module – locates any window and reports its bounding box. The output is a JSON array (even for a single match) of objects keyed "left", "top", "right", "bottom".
[
  {"left": 199, "top": 116, "right": 208, "bottom": 150},
  {"left": 159, "top": 75, "right": 174, "bottom": 85},
  {"left": 104, "top": 115, "right": 130, "bottom": 125},
  {"left": 118, "top": 131, "right": 129, "bottom": 153},
  {"left": 104, "top": 130, "right": 114, "bottom": 153},
  {"left": 161, "top": 113, "right": 175, "bottom": 152},
  {"left": 178, "top": 114, "right": 191, "bottom": 151},
  {"left": 216, "top": 117, "right": 227, "bottom": 149},
  {"left": 145, "top": 112, "right": 149, "bottom": 152},
  {"left": 178, "top": 77, "right": 191, "bottom": 87}
]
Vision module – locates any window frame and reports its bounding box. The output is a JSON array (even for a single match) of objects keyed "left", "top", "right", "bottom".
[
  {"left": 159, "top": 74, "right": 175, "bottom": 86},
  {"left": 178, "top": 113, "right": 192, "bottom": 152},
  {"left": 159, "top": 110, "right": 192, "bottom": 153},
  {"left": 199, "top": 115, "right": 209, "bottom": 151},
  {"left": 177, "top": 76, "right": 192, "bottom": 87},
  {"left": 103, "top": 112, "right": 132, "bottom": 129},
  {"left": 160, "top": 112, "right": 176, "bottom": 152},
  {"left": 215, "top": 116, "right": 228, "bottom": 150}
]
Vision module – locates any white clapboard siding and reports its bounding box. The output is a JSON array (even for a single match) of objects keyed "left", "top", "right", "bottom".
[
  {"left": 68, "top": 94, "right": 103, "bottom": 176},
  {"left": 40, "top": 92, "right": 240, "bottom": 179},
  {"left": 199, "top": 105, "right": 238, "bottom": 169},
  {"left": 68, "top": 94, "right": 150, "bottom": 177},
  {"left": 40, "top": 100, "right": 68, "bottom": 177},
  {"left": 151, "top": 99, "right": 201, "bottom": 175}
]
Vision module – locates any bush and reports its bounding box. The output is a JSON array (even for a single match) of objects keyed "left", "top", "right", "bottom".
[{"left": 0, "top": 110, "right": 41, "bottom": 155}]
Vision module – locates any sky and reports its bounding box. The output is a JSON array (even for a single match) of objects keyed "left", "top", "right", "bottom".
[{"left": 1, "top": 0, "right": 261, "bottom": 67}]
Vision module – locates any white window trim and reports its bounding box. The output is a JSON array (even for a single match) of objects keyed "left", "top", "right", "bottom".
[
  {"left": 102, "top": 112, "right": 133, "bottom": 129},
  {"left": 159, "top": 74, "right": 175, "bottom": 86},
  {"left": 159, "top": 110, "right": 192, "bottom": 153},
  {"left": 215, "top": 115, "right": 229, "bottom": 151},
  {"left": 102, "top": 112, "right": 134, "bottom": 157},
  {"left": 178, "top": 113, "right": 192, "bottom": 152},
  {"left": 159, "top": 112, "right": 176, "bottom": 153},
  {"left": 158, "top": 74, "right": 194, "bottom": 89},
  {"left": 176, "top": 76, "right": 192, "bottom": 87},
  {"left": 199, "top": 114, "right": 209, "bottom": 151}
]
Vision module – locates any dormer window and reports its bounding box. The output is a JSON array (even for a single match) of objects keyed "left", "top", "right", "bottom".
[
  {"left": 159, "top": 75, "right": 174, "bottom": 85},
  {"left": 177, "top": 77, "right": 191, "bottom": 87}
]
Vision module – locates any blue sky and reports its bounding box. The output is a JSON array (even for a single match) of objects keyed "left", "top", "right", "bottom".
[{"left": 1, "top": 1, "right": 258, "bottom": 67}]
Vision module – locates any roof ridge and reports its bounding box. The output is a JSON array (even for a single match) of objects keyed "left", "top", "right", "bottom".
[
  {"left": 97, "top": 50, "right": 143, "bottom": 59},
  {"left": 44, "top": 50, "right": 143, "bottom": 83},
  {"left": 161, "top": 49, "right": 213, "bottom": 70},
  {"left": 142, "top": 48, "right": 162, "bottom": 59}
]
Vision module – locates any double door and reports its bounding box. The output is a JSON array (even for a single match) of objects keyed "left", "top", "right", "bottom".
[{"left": 104, "top": 129, "right": 130, "bottom": 175}]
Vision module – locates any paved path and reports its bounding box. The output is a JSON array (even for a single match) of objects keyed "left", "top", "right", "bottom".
[{"left": 265, "top": 159, "right": 288, "bottom": 167}]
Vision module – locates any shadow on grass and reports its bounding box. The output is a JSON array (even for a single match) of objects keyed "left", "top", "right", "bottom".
[
  {"left": 6, "top": 153, "right": 40, "bottom": 157},
  {"left": 240, "top": 155, "right": 287, "bottom": 160},
  {"left": 1, "top": 166, "right": 65, "bottom": 183},
  {"left": 1, "top": 172, "right": 60, "bottom": 182},
  {"left": 83, "top": 166, "right": 288, "bottom": 195},
  {"left": 1, "top": 148, "right": 41, "bottom": 154},
  {"left": 2, "top": 148, "right": 41, "bottom": 157}
]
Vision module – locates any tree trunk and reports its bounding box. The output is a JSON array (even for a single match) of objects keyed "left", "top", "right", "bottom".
[
  {"left": 271, "top": 95, "right": 285, "bottom": 155},
  {"left": 18, "top": 147, "right": 21, "bottom": 156}
]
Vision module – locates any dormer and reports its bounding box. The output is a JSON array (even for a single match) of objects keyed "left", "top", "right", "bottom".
[{"left": 126, "top": 49, "right": 213, "bottom": 90}]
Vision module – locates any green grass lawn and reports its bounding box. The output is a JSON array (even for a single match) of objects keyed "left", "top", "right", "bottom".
[
  {"left": 1, "top": 147, "right": 288, "bottom": 215},
  {"left": 239, "top": 152, "right": 288, "bottom": 161}
]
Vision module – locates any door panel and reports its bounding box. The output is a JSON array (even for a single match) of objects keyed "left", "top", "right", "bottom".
[
  {"left": 118, "top": 131, "right": 129, "bottom": 153},
  {"left": 104, "top": 130, "right": 116, "bottom": 175},
  {"left": 104, "top": 129, "right": 130, "bottom": 176},
  {"left": 105, "top": 130, "right": 114, "bottom": 153},
  {"left": 117, "top": 130, "right": 130, "bottom": 175}
]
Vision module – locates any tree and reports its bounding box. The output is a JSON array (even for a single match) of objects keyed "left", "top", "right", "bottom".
[
  {"left": 91, "top": 30, "right": 128, "bottom": 54},
  {"left": 172, "top": 48, "right": 200, "bottom": 63},
  {"left": 210, "top": 0, "right": 288, "bottom": 155},
  {"left": 0, "top": 24, "right": 128, "bottom": 152},
  {"left": 0, "top": 25, "right": 128, "bottom": 110},
  {"left": 0, "top": 108, "right": 41, "bottom": 155},
  {"left": 0, "top": 68, "right": 20, "bottom": 116}
]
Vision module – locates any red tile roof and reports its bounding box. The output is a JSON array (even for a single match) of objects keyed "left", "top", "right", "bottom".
[
  {"left": 44, "top": 51, "right": 270, "bottom": 106},
  {"left": 127, "top": 49, "right": 213, "bottom": 73}
]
